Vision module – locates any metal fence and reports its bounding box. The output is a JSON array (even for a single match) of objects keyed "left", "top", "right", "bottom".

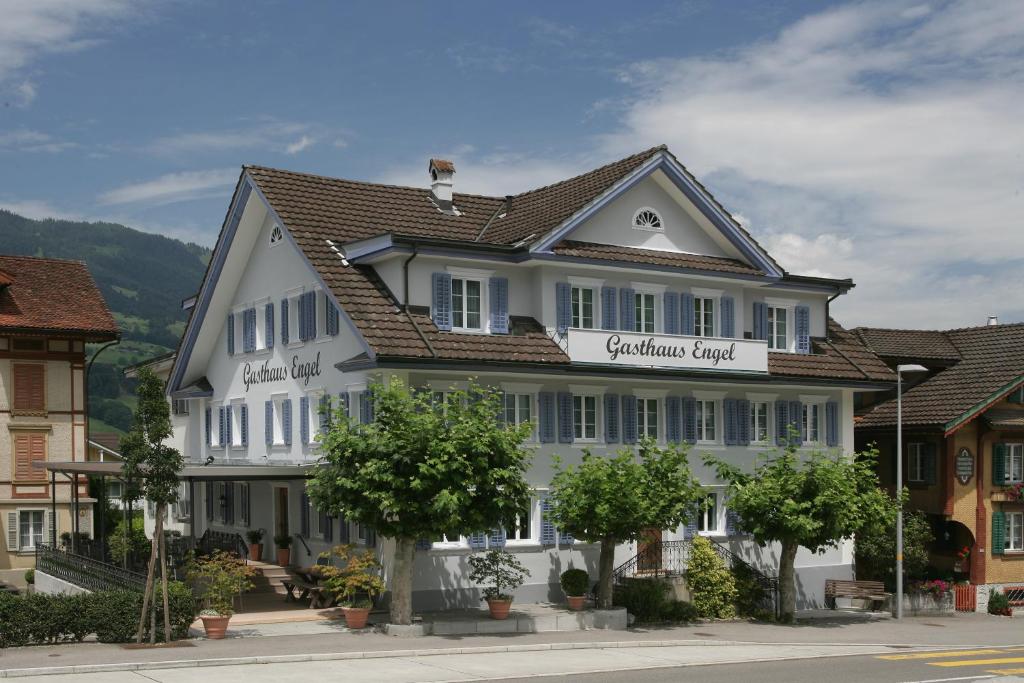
[{"left": 35, "top": 543, "right": 147, "bottom": 593}]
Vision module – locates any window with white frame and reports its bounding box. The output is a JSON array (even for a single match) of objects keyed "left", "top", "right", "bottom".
[
  {"left": 573, "top": 394, "right": 598, "bottom": 441},
  {"left": 172, "top": 398, "right": 189, "bottom": 416},
  {"left": 286, "top": 289, "right": 302, "bottom": 346},
  {"left": 1006, "top": 444, "right": 1024, "bottom": 484},
  {"left": 637, "top": 398, "right": 659, "bottom": 440},
  {"left": 696, "top": 399, "right": 717, "bottom": 442},
  {"left": 632, "top": 207, "right": 663, "bottom": 232},
  {"left": 504, "top": 393, "right": 533, "bottom": 435},
  {"left": 1007, "top": 511, "right": 1024, "bottom": 552},
  {"left": 209, "top": 402, "right": 222, "bottom": 448},
  {"left": 694, "top": 297, "right": 715, "bottom": 337},
  {"left": 307, "top": 390, "right": 324, "bottom": 444},
  {"left": 271, "top": 394, "right": 288, "bottom": 446},
  {"left": 750, "top": 401, "right": 770, "bottom": 444},
  {"left": 571, "top": 286, "right": 595, "bottom": 329},
  {"left": 697, "top": 493, "right": 719, "bottom": 533},
  {"left": 230, "top": 399, "right": 245, "bottom": 448},
  {"left": 908, "top": 443, "right": 926, "bottom": 483},
  {"left": 506, "top": 499, "right": 534, "bottom": 543},
  {"left": 18, "top": 510, "right": 44, "bottom": 550},
  {"left": 802, "top": 402, "right": 825, "bottom": 444},
  {"left": 767, "top": 306, "right": 788, "bottom": 351},
  {"left": 634, "top": 293, "right": 656, "bottom": 333},
  {"left": 451, "top": 277, "right": 483, "bottom": 331}
]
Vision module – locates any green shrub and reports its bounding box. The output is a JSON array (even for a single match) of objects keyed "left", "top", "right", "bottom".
[
  {"left": 23, "top": 568, "right": 34, "bottom": 585},
  {"left": 661, "top": 599, "right": 698, "bottom": 623},
  {"left": 686, "top": 536, "right": 737, "bottom": 619},
  {"left": 988, "top": 590, "right": 1011, "bottom": 616},
  {"left": 89, "top": 590, "right": 143, "bottom": 643},
  {"left": 560, "top": 568, "right": 590, "bottom": 597},
  {"left": 613, "top": 578, "right": 671, "bottom": 623},
  {"left": 730, "top": 561, "right": 771, "bottom": 618},
  {"left": 0, "top": 591, "right": 29, "bottom": 647},
  {"left": 108, "top": 516, "right": 149, "bottom": 565}
]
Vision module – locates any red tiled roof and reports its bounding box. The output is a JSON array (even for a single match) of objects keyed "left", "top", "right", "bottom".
[{"left": 0, "top": 255, "right": 119, "bottom": 339}]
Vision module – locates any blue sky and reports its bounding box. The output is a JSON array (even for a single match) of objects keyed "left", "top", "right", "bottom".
[{"left": 0, "top": 0, "right": 1022, "bottom": 328}]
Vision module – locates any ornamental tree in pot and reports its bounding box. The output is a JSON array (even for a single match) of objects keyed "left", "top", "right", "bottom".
[
  {"left": 274, "top": 533, "right": 292, "bottom": 567},
  {"left": 468, "top": 549, "right": 528, "bottom": 619},
  {"left": 245, "top": 529, "right": 264, "bottom": 563},
  {"left": 560, "top": 568, "right": 590, "bottom": 611},
  {"left": 186, "top": 550, "right": 256, "bottom": 639},
  {"left": 318, "top": 544, "right": 386, "bottom": 629}
]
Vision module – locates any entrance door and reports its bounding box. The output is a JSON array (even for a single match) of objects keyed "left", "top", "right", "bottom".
[
  {"left": 274, "top": 486, "right": 289, "bottom": 544},
  {"left": 637, "top": 528, "right": 663, "bottom": 575}
]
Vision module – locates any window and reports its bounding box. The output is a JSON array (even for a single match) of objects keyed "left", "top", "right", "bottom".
[
  {"left": 634, "top": 293, "right": 656, "bottom": 333},
  {"left": 230, "top": 400, "right": 245, "bottom": 448},
  {"left": 571, "top": 286, "right": 595, "bottom": 329},
  {"left": 434, "top": 530, "right": 463, "bottom": 546},
  {"left": 908, "top": 443, "right": 926, "bottom": 483},
  {"left": 504, "top": 394, "right": 533, "bottom": 434},
  {"left": 19, "top": 510, "right": 44, "bottom": 551},
  {"left": 632, "top": 207, "right": 663, "bottom": 232},
  {"left": 697, "top": 493, "right": 719, "bottom": 533},
  {"left": 451, "top": 278, "right": 482, "bottom": 330},
  {"left": 1006, "top": 444, "right": 1024, "bottom": 484},
  {"left": 1007, "top": 511, "right": 1024, "bottom": 552},
  {"left": 574, "top": 395, "right": 598, "bottom": 441},
  {"left": 767, "top": 306, "right": 788, "bottom": 351},
  {"left": 11, "top": 338, "right": 44, "bottom": 352},
  {"left": 269, "top": 224, "right": 284, "bottom": 246},
  {"left": 11, "top": 363, "right": 45, "bottom": 414},
  {"left": 694, "top": 297, "right": 715, "bottom": 337},
  {"left": 803, "top": 402, "right": 824, "bottom": 444},
  {"left": 696, "top": 400, "right": 717, "bottom": 442},
  {"left": 172, "top": 399, "right": 190, "bottom": 416},
  {"left": 12, "top": 432, "right": 46, "bottom": 482},
  {"left": 506, "top": 501, "right": 533, "bottom": 542},
  {"left": 637, "top": 398, "right": 659, "bottom": 440},
  {"left": 750, "top": 401, "right": 769, "bottom": 444}
]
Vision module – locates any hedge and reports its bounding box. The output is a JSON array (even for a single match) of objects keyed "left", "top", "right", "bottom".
[
  {"left": 0, "top": 582, "right": 197, "bottom": 647},
  {"left": 612, "top": 578, "right": 698, "bottom": 624}
]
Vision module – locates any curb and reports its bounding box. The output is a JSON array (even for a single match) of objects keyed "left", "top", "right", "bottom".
[{"left": 0, "top": 640, "right": 967, "bottom": 679}]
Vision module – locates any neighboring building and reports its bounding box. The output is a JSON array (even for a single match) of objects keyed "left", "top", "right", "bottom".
[
  {"left": 86, "top": 434, "right": 125, "bottom": 507},
  {"left": 855, "top": 321, "right": 1024, "bottom": 598},
  {"left": 164, "top": 145, "right": 894, "bottom": 608},
  {"left": 0, "top": 255, "right": 119, "bottom": 572}
]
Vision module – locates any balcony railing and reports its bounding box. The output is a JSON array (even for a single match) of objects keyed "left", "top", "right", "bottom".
[{"left": 36, "top": 543, "right": 147, "bottom": 593}]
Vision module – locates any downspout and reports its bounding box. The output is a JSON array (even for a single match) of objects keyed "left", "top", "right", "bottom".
[
  {"left": 826, "top": 293, "right": 840, "bottom": 342},
  {"left": 402, "top": 246, "right": 437, "bottom": 358}
]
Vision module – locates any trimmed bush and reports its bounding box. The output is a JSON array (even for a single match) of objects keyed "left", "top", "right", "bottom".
[
  {"left": 662, "top": 599, "right": 699, "bottom": 623},
  {"left": 612, "top": 579, "right": 697, "bottom": 624},
  {"left": 686, "top": 537, "right": 737, "bottom": 619},
  {"left": 988, "top": 590, "right": 1011, "bottom": 616},
  {"left": 560, "top": 568, "right": 590, "bottom": 597}
]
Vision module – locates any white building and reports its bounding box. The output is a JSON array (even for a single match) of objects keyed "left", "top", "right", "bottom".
[{"left": 163, "top": 146, "right": 894, "bottom": 609}]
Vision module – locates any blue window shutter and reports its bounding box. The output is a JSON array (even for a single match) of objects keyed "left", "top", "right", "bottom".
[
  {"left": 218, "top": 406, "right": 226, "bottom": 446},
  {"left": 538, "top": 392, "right": 556, "bottom": 443},
  {"left": 663, "top": 292, "right": 680, "bottom": 335},
  {"left": 225, "top": 405, "right": 233, "bottom": 446},
  {"left": 432, "top": 272, "right": 452, "bottom": 331},
  {"left": 265, "top": 303, "right": 275, "bottom": 349},
  {"left": 790, "top": 401, "right": 804, "bottom": 443},
  {"left": 281, "top": 298, "right": 289, "bottom": 345},
  {"left": 489, "top": 528, "right": 507, "bottom": 548},
  {"left": 681, "top": 294, "right": 695, "bottom": 336},
  {"left": 319, "top": 394, "right": 331, "bottom": 433},
  {"left": 469, "top": 532, "right": 487, "bottom": 550},
  {"left": 282, "top": 398, "right": 292, "bottom": 445},
  {"left": 308, "top": 291, "right": 318, "bottom": 339},
  {"left": 300, "top": 492, "right": 310, "bottom": 537},
  {"left": 753, "top": 302, "right": 768, "bottom": 341},
  {"left": 338, "top": 392, "right": 350, "bottom": 417},
  {"left": 720, "top": 296, "right": 735, "bottom": 338},
  {"left": 489, "top": 277, "right": 509, "bottom": 333},
  {"left": 299, "top": 396, "right": 309, "bottom": 444},
  {"left": 604, "top": 394, "right": 620, "bottom": 443},
  {"left": 825, "top": 401, "right": 839, "bottom": 447},
  {"left": 795, "top": 305, "right": 811, "bottom": 354},
  {"left": 737, "top": 399, "right": 751, "bottom": 446},
  {"left": 666, "top": 396, "right": 682, "bottom": 443},
  {"left": 415, "top": 538, "right": 432, "bottom": 551},
  {"left": 240, "top": 404, "right": 248, "bottom": 447},
  {"left": 555, "top": 282, "right": 571, "bottom": 334},
  {"left": 360, "top": 390, "right": 374, "bottom": 424},
  {"left": 723, "top": 398, "right": 737, "bottom": 446},
  {"left": 265, "top": 401, "right": 273, "bottom": 446},
  {"left": 205, "top": 407, "right": 212, "bottom": 446},
  {"left": 726, "top": 510, "right": 741, "bottom": 536},
  {"left": 682, "top": 397, "right": 697, "bottom": 444},
  {"left": 559, "top": 528, "right": 574, "bottom": 545},
  {"left": 244, "top": 308, "right": 256, "bottom": 352},
  {"left": 226, "top": 314, "right": 235, "bottom": 354},
  {"left": 619, "top": 288, "right": 635, "bottom": 331},
  {"left": 557, "top": 392, "right": 574, "bottom": 444},
  {"left": 540, "top": 497, "right": 556, "bottom": 545},
  {"left": 622, "top": 395, "right": 638, "bottom": 444},
  {"left": 775, "top": 400, "right": 789, "bottom": 446},
  {"left": 327, "top": 300, "right": 339, "bottom": 336},
  {"left": 297, "top": 294, "right": 306, "bottom": 340},
  {"left": 601, "top": 286, "right": 617, "bottom": 330}
]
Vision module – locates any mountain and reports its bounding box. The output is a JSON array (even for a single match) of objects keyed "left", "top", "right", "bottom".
[{"left": 0, "top": 210, "right": 211, "bottom": 433}]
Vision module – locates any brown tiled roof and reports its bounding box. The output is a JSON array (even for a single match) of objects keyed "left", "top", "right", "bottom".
[
  {"left": 552, "top": 240, "right": 764, "bottom": 276},
  {"left": 858, "top": 322, "right": 1024, "bottom": 430},
  {"left": 89, "top": 432, "right": 121, "bottom": 453},
  {"left": 404, "top": 314, "right": 568, "bottom": 364},
  {"left": 430, "top": 159, "right": 455, "bottom": 173},
  {"left": 853, "top": 327, "right": 961, "bottom": 362},
  {"left": 769, "top": 319, "right": 896, "bottom": 382},
  {"left": 0, "top": 255, "right": 119, "bottom": 339}
]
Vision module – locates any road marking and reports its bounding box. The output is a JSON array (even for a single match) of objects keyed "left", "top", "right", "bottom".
[
  {"left": 901, "top": 676, "right": 996, "bottom": 683},
  {"left": 878, "top": 649, "right": 1002, "bottom": 660},
  {"left": 933, "top": 656, "right": 1024, "bottom": 667},
  {"left": 987, "top": 668, "right": 1024, "bottom": 674}
]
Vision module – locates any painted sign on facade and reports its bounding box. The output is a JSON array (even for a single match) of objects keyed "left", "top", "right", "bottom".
[
  {"left": 956, "top": 447, "right": 974, "bottom": 485},
  {"left": 242, "top": 352, "right": 322, "bottom": 391},
  {"left": 566, "top": 329, "right": 768, "bottom": 373}
]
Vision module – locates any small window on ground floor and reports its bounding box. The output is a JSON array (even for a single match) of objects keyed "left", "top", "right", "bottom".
[{"left": 1007, "top": 511, "right": 1024, "bottom": 552}]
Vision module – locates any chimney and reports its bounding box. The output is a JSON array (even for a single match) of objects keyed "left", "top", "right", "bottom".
[
  {"left": 988, "top": 315, "right": 999, "bottom": 326},
  {"left": 428, "top": 158, "right": 455, "bottom": 213}
]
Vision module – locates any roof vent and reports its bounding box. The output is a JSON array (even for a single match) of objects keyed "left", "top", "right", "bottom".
[
  {"left": 988, "top": 315, "right": 999, "bottom": 326},
  {"left": 429, "top": 159, "right": 455, "bottom": 213}
]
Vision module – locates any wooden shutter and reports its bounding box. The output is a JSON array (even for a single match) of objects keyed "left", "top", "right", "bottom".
[
  {"left": 681, "top": 293, "right": 695, "bottom": 336},
  {"left": 489, "top": 528, "right": 507, "bottom": 548},
  {"left": 619, "top": 288, "right": 635, "bottom": 331},
  {"left": 265, "top": 303, "right": 275, "bottom": 349},
  {"left": 226, "top": 314, "right": 235, "bottom": 355},
  {"left": 555, "top": 282, "right": 571, "bottom": 334},
  {"left": 737, "top": 399, "right": 751, "bottom": 445},
  {"left": 601, "top": 286, "right": 617, "bottom": 330},
  {"left": 775, "top": 400, "right": 789, "bottom": 446},
  {"left": 993, "top": 510, "right": 1006, "bottom": 555},
  {"left": 12, "top": 364, "right": 45, "bottom": 414},
  {"left": 993, "top": 443, "right": 1007, "bottom": 486},
  {"left": 723, "top": 398, "right": 738, "bottom": 446},
  {"left": 366, "top": 527, "right": 377, "bottom": 548},
  {"left": 540, "top": 497, "right": 556, "bottom": 545},
  {"left": 299, "top": 396, "right": 310, "bottom": 444},
  {"left": 622, "top": 395, "right": 638, "bottom": 444},
  {"left": 557, "top": 392, "right": 574, "bottom": 444},
  {"left": 14, "top": 433, "right": 46, "bottom": 481},
  {"left": 489, "top": 277, "right": 509, "bottom": 334},
  {"left": 538, "top": 392, "right": 555, "bottom": 443},
  {"left": 281, "top": 298, "right": 290, "bottom": 345},
  {"left": 666, "top": 396, "right": 682, "bottom": 444},
  {"left": 326, "top": 300, "right": 340, "bottom": 336},
  {"left": 225, "top": 405, "right": 234, "bottom": 446},
  {"left": 205, "top": 407, "right": 212, "bottom": 446},
  {"left": 265, "top": 401, "right": 273, "bottom": 445},
  {"left": 682, "top": 396, "right": 697, "bottom": 445},
  {"left": 663, "top": 292, "right": 680, "bottom": 335},
  {"left": 282, "top": 398, "right": 292, "bottom": 445},
  {"left": 240, "top": 404, "right": 249, "bottom": 447},
  {"left": 431, "top": 272, "right": 452, "bottom": 331},
  {"left": 825, "top": 401, "right": 839, "bottom": 447},
  {"left": 720, "top": 295, "right": 735, "bottom": 338},
  {"left": 5, "top": 512, "right": 17, "bottom": 551},
  {"left": 338, "top": 392, "right": 350, "bottom": 418},
  {"left": 795, "top": 305, "right": 811, "bottom": 354},
  {"left": 752, "top": 302, "right": 768, "bottom": 341},
  {"left": 604, "top": 394, "right": 620, "bottom": 443},
  {"left": 558, "top": 527, "right": 574, "bottom": 545},
  {"left": 245, "top": 308, "right": 257, "bottom": 352}
]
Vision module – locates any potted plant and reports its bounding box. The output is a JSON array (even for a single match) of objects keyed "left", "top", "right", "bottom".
[
  {"left": 274, "top": 533, "right": 292, "bottom": 566},
  {"left": 988, "top": 589, "right": 1013, "bottom": 617},
  {"left": 246, "top": 529, "right": 264, "bottom": 562},
  {"left": 468, "top": 548, "right": 528, "bottom": 620},
  {"left": 560, "top": 568, "right": 590, "bottom": 611},
  {"left": 186, "top": 550, "right": 256, "bottom": 639},
  {"left": 319, "top": 544, "right": 386, "bottom": 629}
]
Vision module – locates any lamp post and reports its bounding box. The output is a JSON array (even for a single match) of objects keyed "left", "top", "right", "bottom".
[{"left": 896, "top": 363, "right": 928, "bottom": 620}]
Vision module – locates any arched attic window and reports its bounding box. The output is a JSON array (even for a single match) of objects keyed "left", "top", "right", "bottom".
[
  {"left": 269, "top": 224, "right": 284, "bottom": 246},
  {"left": 632, "top": 207, "right": 663, "bottom": 232}
]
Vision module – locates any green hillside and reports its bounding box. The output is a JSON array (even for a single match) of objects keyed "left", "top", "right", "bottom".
[{"left": 0, "top": 210, "right": 211, "bottom": 435}]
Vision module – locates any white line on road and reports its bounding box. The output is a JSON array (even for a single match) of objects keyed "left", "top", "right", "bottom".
[{"left": 900, "top": 676, "right": 997, "bottom": 683}]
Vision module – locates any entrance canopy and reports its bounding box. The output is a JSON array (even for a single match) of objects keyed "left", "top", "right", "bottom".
[{"left": 43, "top": 461, "right": 313, "bottom": 481}]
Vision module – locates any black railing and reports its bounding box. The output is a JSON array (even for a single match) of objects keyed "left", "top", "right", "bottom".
[
  {"left": 36, "top": 543, "right": 147, "bottom": 593},
  {"left": 196, "top": 529, "right": 248, "bottom": 560},
  {"left": 294, "top": 533, "right": 312, "bottom": 559}
]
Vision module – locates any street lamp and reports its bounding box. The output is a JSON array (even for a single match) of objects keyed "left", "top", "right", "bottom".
[{"left": 896, "top": 363, "right": 928, "bottom": 619}]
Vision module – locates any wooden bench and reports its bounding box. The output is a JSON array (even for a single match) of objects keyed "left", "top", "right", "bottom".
[
  {"left": 825, "top": 579, "right": 891, "bottom": 610},
  {"left": 283, "top": 573, "right": 336, "bottom": 609}
]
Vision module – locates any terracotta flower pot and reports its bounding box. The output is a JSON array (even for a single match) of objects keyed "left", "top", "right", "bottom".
[
  {"left": 249, "top": 543, "right": 262, "bottom": 562},
  {"left": 200, "top": 615, "right": 231, "bottom": 639},
  {"left": 566, "top": 595, "right": 586, "bottom": 611},
  {"left": 486, "top": 598, "right": 512, "bottom": 620},
  {"left": 342, "top": 606, "right": 372, "bottom": 629},
  {"left": 276, "top": 548, "right": 290, "bottom": 566}
]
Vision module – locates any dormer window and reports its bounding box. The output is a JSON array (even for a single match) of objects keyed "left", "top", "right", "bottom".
[
  {"left": 632, "top": 207, "right": 663, "bottom": 232},
  {"left": 269, "top": 224, "right": 284, "bottom": 246}
]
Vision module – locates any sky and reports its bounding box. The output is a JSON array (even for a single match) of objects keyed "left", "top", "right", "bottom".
[{"left": 0, "top": 0, "right": 1021, "bottom": 329}]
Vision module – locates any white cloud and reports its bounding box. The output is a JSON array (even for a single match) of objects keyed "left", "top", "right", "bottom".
[
  {"left": 0, "top": 199, "right": 81, "bottom": 221},
  {"left": 148, "top": 121, "right": 339, "bottom": 157},
  {"left": 0, "top": 128, "right": 75, "bottom": 153},
  {"left": 97, "top": 168, "right": 238, "bottom": 206},
  {"left": 285, "top": 135, "right": 314, "bottom": 155}
]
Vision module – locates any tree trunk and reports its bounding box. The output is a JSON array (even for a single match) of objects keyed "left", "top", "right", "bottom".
[
  {"left": 136, "top": 509, "right": 160, "bottom": 643},
  {"left": 158, "top": 505, "right": 171, "bottom": 643},
  {"left": 390, "top": 537, "right": 415, "bottom": 625},
  {"left": 778, "top": 539, "right": 799, "bottom": 623},
  {"left": 596, "top": 537, "right": 616, "bottom": 609},
  {"left": 149, "top": 510, "right": 163, "bottom": 645}
]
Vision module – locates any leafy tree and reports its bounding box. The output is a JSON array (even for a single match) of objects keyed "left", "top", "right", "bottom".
[
  {"left": 548, "top": 439, "right": 705, "bottom": 609},
  {"left": 856, "top": 503, "right": 934, "bottom": 591},
  {"left": 704, "top": 444, "right": 890, "bottom": 622},
  {"left": 120, "top": 368, "right": 183, "bottom": 643},
  {"left": 307, "top": 379, "right": 533, "bottom": 625}
]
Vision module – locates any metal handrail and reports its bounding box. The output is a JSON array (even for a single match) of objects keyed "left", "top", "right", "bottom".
[
  {"left": 294, "top": 533, "right": 312, "bottom": 558},
  {"left": 36, "top": 543, "right": 147, "bottom": 592}
]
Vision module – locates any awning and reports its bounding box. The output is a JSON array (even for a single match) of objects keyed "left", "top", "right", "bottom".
[{"left": 43, "top": 461, "right": 313, "bottom": 481}]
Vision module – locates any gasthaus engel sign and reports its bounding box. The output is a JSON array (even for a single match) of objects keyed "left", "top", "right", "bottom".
[{"left": 567, "top": 329, "right": 769, "bottom": 373}]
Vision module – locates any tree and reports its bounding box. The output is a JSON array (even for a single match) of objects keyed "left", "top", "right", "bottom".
[
  {"left": 548, "top": 440, "right": 705, "bottom": 609},
  {"left": 855, "top": 502, "right": 934, "bottom": 591},
  {"left": 307, "top": 379, "right": 533, "bottom": 625},
  {"left": 704, "top": 444, "right": 890, "bottom": 622},
  {"left": 120, "top": 368, "right": 183, "bottom": 643}
]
